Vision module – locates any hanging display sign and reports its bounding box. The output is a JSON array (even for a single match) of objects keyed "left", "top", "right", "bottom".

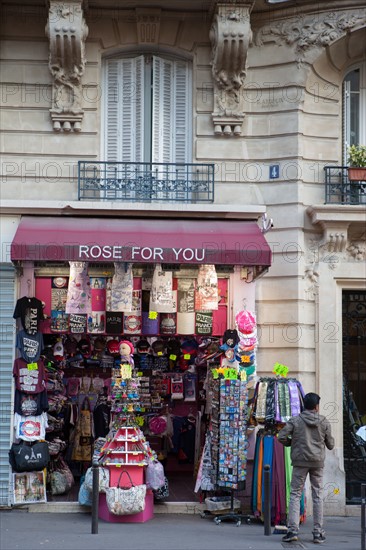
[
  {"left": 195, "top": 311, "right": 213, "bottom": 335},
  {"left": 272, "top": 362, "right": 289, "bottom": 377}
]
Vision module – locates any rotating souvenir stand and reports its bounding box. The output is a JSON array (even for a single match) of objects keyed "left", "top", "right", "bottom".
[{"left": 203, "top": 373, "right": 251, "bottom": 525}]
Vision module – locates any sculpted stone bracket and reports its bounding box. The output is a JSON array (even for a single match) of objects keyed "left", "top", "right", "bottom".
[
  {"left": 46, "top": 0, "right": 89, "bottom": 132},
  {"left": 210, "top": 2, "right": 254, "bottom": 137}
]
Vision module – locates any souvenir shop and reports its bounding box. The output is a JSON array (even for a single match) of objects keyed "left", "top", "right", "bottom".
[{"left": 8, "top": 215, "right": 302, "bottom": 521}]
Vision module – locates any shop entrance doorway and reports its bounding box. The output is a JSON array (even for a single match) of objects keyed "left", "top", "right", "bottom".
[{"left": 342, "top": 290, "right": 366, "bottom": 504}]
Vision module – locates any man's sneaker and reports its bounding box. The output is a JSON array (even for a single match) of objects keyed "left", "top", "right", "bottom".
[
  {"left": 313, "top": 533, "right": 326, "bottom": 544},
  {"left": 282, "top": 531, "right": 298, "bottom": 542}
]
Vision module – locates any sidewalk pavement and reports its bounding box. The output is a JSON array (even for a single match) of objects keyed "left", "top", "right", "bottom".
[{"left": 0, "top": 510, "right": 362, "bottom": 550}]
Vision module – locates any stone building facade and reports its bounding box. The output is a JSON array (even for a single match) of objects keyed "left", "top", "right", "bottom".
[{"left": 1, "top": 0, "right": 365, "bottom": 514}]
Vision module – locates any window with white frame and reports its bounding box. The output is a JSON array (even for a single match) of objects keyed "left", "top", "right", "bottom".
[
  {"left": 103, "top": 54, "right": 192, "bottom": 164},
  {"left": 343, "top": 62, "right": 366, "bottom": 163}
]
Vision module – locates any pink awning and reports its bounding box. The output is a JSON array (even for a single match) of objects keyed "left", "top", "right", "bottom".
[{"left": 10, "top": 217, "right": 272, "bottom": 267}]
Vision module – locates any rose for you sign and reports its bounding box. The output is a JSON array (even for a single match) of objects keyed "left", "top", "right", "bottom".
[
  {"left": 11, "top": 218, "right": 272, "bottom": 267},
  {"left": 79, "top": 245, "right": 206, "bottom": 262}
]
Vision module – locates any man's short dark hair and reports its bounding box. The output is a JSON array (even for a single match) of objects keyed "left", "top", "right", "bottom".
[{"left": 303, "top": 393, "right": 320, "bottom": 410}]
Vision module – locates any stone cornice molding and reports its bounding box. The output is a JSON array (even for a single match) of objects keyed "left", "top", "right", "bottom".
[
  {"left": 209, "top": 2, "right": 255, "bottom": 136},
  {"left": 45, "top": 0, "right": 89, "bottom": 132},
  {"left": 254, "top": 8, "right": 366, "bottom": 63}
]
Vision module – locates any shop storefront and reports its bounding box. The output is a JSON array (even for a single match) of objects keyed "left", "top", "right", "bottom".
[{"left": 7, "top": 215, "right": 272, "bottom": 512}]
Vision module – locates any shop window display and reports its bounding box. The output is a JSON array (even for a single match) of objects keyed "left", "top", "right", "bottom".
[{"left": 9, "top": 265, "right": 232, "bottom": 508}]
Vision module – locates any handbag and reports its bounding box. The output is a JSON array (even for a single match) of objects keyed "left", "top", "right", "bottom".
[
  {"left": 78, "top": 479, "right": 92, "bottom": 506},
  {"left": 105, "top": 470, "right": 146, "bottom": 516},
  {"left": 9, "top": 441, "right": 50, "bottom": 472},
  {"left": 56, "top": 456, "right": 75, "bottom": 491},
  {"left": 153, "top": 476, "right": 169, "bottom": 500},
  {"left": 84, "top": 466, "right": 110, "bottom": 493},
  {"left": 49, "top": 471, "right": 68, "bottom": 495}
]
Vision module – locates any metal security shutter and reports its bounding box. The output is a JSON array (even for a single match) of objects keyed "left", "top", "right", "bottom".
[{"left": 0, "top": 266, "right": 15, "bottom": 506}]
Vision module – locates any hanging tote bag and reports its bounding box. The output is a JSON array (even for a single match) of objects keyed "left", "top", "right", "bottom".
[
  {"left": 84, "top": 466, "right": 110, "bottom": 493},
  {"left": 105, "top": 470, "right": 146, "bottom": 516},
  {"left": 9, "top": 441, "right": 50, "bottom": 472}
]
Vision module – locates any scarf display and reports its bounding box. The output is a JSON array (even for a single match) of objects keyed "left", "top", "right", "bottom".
[
  {"left": 253, "top": 377, "right": 305, "bottom": 426},
  {"left": 251, "top": 431, "right": 306, "bottom": 525}
]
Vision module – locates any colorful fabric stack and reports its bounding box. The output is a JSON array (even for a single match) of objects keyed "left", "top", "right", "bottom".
[{"left": 251, "top": 431, "right": 306, "bottom": 525}]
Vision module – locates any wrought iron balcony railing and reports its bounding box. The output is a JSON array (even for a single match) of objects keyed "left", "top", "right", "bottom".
[
  {"left": 78, "top": 161, "right": 214, "bottom": 203},
  {"left": 324, "top": 166, "right": 366, "bottom": 205}
]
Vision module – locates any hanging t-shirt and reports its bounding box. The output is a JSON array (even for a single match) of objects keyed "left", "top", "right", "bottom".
[
  {"left": 14, "top": 389, "right": 49, "bottom": 416},
  {"left": 13, "top": 296, "right": 44, "bottom": 335},
  {"left": 16, "top": 330, "right": 44, "bottom": 363},
  {"left": 14, "top": 412, "right": 48, "bottom": 441},
  {"left": 13, "top": 358, "right": 46, "bottom": 394}
]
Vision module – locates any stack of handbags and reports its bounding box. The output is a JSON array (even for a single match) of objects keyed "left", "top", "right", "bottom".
[{"left": 48, "top": 457, "right": 75, "bottom": 495}]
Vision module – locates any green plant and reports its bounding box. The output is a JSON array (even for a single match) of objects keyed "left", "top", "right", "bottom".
[{"left": 347, "top": 144, "right": 366, "bottom": 168}]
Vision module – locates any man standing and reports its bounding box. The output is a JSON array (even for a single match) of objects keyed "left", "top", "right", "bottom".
[{"left": 278, "top": 392, "right": 335, "bottom": 544}]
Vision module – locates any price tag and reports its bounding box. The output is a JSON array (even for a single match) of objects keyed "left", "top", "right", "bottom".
[
  {"left": 27, "top": 363, "right": 38, "bottom": 370},
  {"left": 169, "top": 354, "right": 177, "bottom": 361},
  {"left": 224, "top": 368, "right": 238, "bottom": 380},
  {"left": 240, "top": 369, "right": 247, "bottom": 381},
  {"left": 149, "top": 311, "right": 158, "bottom": 319},
  {"left": 157, "top": 351, "right": 163, "bottom": 356},
  {"left": 137, "top": 371, "right": 143, "bottom": 377},
  {"left": 120, "top": 364, "right": 132, "bottom": 379},
  {"left": 241, "top": 355, "right": 251, "bottom": 363},
  {"left": 272, "top": 362, "right": 289, "bottom": 377},
  {"left": 212, "top": 369, "right": 219, "bottom": 379},
  {"left": 184, "top": 354, "right": 191, "bottom": 360}
]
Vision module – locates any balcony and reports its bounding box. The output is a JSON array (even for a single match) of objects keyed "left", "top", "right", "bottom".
[
  {"left": 78, "top": 161, "right": 214, "bottom": 203},
  {"left": 324, "top": 166, "right": 366, "bottom": 205}
]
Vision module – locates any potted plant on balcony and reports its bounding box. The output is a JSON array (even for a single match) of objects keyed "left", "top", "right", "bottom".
[{"left": 347, "top": 144, "right": 366, "bottom": 181}]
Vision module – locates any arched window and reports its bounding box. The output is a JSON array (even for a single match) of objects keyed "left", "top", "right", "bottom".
[
  {"left": 103, "top": 54, "right": 192, "bottom": 164},
  {"left": 343, "top": 63, "right": 366, "bottom": 162}
]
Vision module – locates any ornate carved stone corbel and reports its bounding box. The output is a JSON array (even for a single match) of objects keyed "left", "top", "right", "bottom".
[
  {"left": 46, "top": 1, "right": 89, "bottom": 132},
  {"left": 209, "top": 2, "right": 254, "bottom": 136}
]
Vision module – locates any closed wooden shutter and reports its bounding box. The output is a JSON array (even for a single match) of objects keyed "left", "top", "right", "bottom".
[
  {"left": 152, "top": 56, "right": 191, "bottom": 164},
  {"left": 105, "top": 56, "right": 144, "bottom": 162}
]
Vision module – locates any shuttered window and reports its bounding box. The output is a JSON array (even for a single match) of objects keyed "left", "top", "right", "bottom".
[{"left": 104, "top": 55, "right": 192, "bottom": 163}]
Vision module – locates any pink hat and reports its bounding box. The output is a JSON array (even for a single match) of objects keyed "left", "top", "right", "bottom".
[{"left": 235, "top": 310, "right": 256, "bottom": 334}]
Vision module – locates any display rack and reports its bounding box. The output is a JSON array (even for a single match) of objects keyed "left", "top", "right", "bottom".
[
  {"left": 202, "top": 376, "right": 251, "bottom": 526},
  {"left": 100, "top": 426, "right": 148, "bottom": 485}
]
